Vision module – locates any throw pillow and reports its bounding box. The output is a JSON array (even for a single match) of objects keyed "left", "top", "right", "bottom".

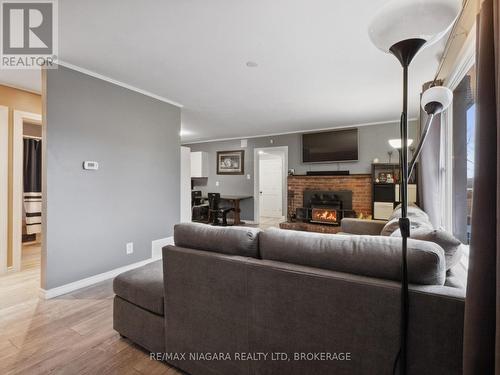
[
  {"left": 380, "top": 216, "right": 433, "bottom": 236},
  {"left": 389, "top": 204, "right": 430, "bottom": 222},
  {"left": 391, "top": 228, "right": 463, "bottom": 270},
  {"left": 381, "top": 204, "right": 433, "bottom": 236}
]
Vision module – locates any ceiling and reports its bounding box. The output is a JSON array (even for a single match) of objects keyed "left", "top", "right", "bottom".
[
  {"left": 0, "top": 69, "right": 41, "bottom": 94},
  {"left": 0, "top": 0, "right": 449, "bottom": 143}
]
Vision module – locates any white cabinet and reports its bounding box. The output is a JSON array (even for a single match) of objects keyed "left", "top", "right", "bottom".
[
  {"left": 395, "top": 184, "right": 418, "bottom": 204},
  {"left": 190, "top": 151, "right": 209, "bottom": 178},
  {"left": 374, "top": 202, "right": 394, "bottom": 220}
]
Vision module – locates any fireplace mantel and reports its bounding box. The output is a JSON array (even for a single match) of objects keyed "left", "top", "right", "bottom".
[{"left": 291, "top": 173, "right": 371, "bottom": 178}]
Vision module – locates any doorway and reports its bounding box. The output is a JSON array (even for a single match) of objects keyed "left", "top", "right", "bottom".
[
  {"left": 254, "top": 146, "right": 288, "bottom": 227},
  {"left": 13, "top": 111, "right": 43, "bottom": 272},
  {"left": 0, "top": 83, "right": 43, "bottom": 310}
]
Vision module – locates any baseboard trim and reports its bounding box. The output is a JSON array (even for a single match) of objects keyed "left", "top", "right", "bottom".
[
  {"left": 247, "top": 216, "right": 285, "bottom": 225},
  {"left": 40, "top": 236, "right": 173, "bottom": 299},
  {"left": 152, "top": 236, "right": 174, "bottom": 259}
]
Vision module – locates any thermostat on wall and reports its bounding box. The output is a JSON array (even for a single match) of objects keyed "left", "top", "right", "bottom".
[{"left": 83, "top": 161, "right": 99, "bottom": 170}]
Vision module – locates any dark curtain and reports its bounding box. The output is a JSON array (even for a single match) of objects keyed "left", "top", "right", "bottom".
[
  {"left": 463, "top": 0, "right": 499, "bottom": 373},
  {"left": 23, "top": 139, "right": 42, "bottom": 193},
  {"left": 23, "top": 138, "right": 42, "bottom": 235},
  {"left": 417, "top": 81, "right": 442, "bottom": 227}
]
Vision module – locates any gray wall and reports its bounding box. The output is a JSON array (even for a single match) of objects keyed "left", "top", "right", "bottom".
[
  {"left": 187, "top": 121, "right": 418, "bottom": 221},
  {"left": 43, "top": 66, "right": 181, "bottom": 289}
]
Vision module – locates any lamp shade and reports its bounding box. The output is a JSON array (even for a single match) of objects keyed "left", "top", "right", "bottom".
[
  {"left": 368, "top": 0, "right": 461, "bottom": 53},
  {"left": 389, "top": 138, "right": 414, "bottom": 149},
  {"left": 421, "top": 85, "right": 453, "bottom": 114}
]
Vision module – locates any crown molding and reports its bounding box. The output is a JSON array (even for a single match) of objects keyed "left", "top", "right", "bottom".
[
  {"left": 182, "top": 117, "right": 419, "bottom": 145},
  {"left": 57, "top": 60, "right": 183, "bottom": 108},
  {"left": 0, "top": 82, "right": 41, "bottom": 95}
]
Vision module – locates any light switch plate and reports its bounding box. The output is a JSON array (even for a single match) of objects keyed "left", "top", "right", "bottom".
[{"left": 83, "top": 161, "right": 99, "bottom": 170}]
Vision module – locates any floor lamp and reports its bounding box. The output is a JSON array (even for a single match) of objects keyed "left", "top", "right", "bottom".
[{"left": 368, "top": 1, "right": 460, "bottom": 374}]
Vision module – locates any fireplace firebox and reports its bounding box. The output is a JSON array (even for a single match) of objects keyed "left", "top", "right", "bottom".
[
  {"left": 296, "top": 190, "right": 354, "bottom": 226},
  {"left": 311, "top": 208, "right": 338, "bottom": 224}
]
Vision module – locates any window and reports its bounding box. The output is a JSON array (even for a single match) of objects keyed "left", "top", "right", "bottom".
[
  {"left": 451, "top": 66, "right": 475, "bottom": 244},
  {"left": 466, "top": 104, "right": 475, "bottom": 243}
]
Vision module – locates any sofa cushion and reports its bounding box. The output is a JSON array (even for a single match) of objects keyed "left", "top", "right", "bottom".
[
  {"left": 113, "top": 260, "right": 164, "bottom": 315},
  {"left": 174, "top": 222, "right": 261, "bottom": 258},
  {"left": 340, "top": 218, "right": 387, "bottom": 235},
  {"left": 391, "top": 228, "right": 463, "bottom": 270},
  {"left": 381, "top": 205, "right": 433, "bottom": 236},
  {"left": 260, "top": 228, "right": 446, "bottom": 285},
  {"left": 445, "top": 262, "right": 468, "bottom": 289}
]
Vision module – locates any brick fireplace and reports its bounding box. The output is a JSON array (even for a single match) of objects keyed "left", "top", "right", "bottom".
[{"left": 287, "top": 175, "right": 373, "bottom": 221}]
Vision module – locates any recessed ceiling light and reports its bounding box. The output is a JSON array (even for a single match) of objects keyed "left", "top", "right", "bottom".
[{"left": 246, "top": 61, "right": 258, "bottom": 67}]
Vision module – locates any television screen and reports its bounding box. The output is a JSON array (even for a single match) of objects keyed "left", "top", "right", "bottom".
[{"left": 302, "top": 128, "right": 358, "bottom": 163}]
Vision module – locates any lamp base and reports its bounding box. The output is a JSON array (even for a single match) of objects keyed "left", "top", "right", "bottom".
[{"left": 389, "top": 38, "right": 426, "bottom": 67}]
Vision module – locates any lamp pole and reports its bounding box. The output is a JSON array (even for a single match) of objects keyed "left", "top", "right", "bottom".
[
  {"left": 399, "top": 64, "right": 410, "bottom": 374},
  {"left": 388, "top": 37, "right": 425, "bottom": 375},
  {"left": 368, "top": 2, "right": 460, "bottom": 373}
]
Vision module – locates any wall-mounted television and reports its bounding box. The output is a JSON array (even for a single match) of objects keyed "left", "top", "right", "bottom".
[{"left": 302, "top": 128, "right": 358, "bottom": 163}]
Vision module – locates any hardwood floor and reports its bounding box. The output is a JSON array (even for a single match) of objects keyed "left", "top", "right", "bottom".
[
  {"left": 243, "top": 216, "right": 282, "bottom": 230},
  {"left": 257, "top": 216, "right": 283, "bottom": 230},
  {"left": 0, "top": 244, "right": 181, "bottom": 375}
]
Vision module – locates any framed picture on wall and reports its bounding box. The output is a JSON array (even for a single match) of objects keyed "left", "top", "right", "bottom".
[{"left": 216, "top": 150, "right": 245, "bottom": 175}]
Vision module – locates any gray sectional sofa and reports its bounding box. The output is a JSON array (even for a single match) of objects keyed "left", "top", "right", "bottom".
[{"left": 113, "top": 220, "right": 466, "bottom": 375}]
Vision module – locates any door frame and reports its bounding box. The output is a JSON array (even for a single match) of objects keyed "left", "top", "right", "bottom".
[
  {"left": 253, "top": 146, "right": 288, "bottom": 224},
  {"left": 0, "top": 106, "right": 8, "bottom": 274},
  {"left": 12, "top": 110, "right": 42, "bottom": 271}
]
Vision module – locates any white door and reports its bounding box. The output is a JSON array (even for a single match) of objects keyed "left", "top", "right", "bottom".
[
  {"left": 259, "top": 157, "right": 283, "bottom": 218},
  {"left": 180, "top": 146, "right": 191, "bottom": 222}
]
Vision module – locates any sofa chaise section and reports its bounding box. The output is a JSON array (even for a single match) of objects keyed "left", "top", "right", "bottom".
[{"left": 113, "top": 260, "right": 165, "bottom": 353}]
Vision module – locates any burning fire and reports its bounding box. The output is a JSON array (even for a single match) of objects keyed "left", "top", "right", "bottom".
[{"left": 313, "top": 209, "right": 337, "bottom": 222}]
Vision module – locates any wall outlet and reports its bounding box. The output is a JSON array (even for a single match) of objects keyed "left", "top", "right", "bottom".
[
  {"left": 246, "top": 174, "right": 251, "bottom": 180},
  {"left": 215, "top": 181, "right": 220, "bottom": 186},
  {"left": 126, "top": 242, "right": 134, "bottom": 255}
]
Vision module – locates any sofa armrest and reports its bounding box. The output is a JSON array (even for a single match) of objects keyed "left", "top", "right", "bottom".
[{"left": 340, "top": 218, "right": 387, "bottom": 235}]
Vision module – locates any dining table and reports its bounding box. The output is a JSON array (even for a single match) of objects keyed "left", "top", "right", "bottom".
[{"left": 202, "top": 194, "right": 252, "bottom": 225}]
